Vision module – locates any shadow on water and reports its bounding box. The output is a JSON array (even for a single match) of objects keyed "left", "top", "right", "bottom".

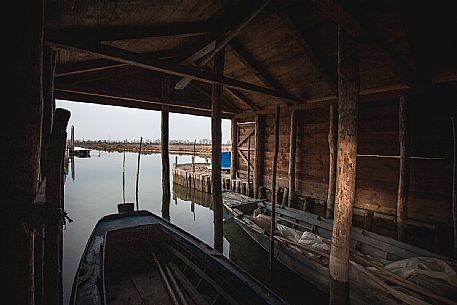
[{"left": 173, "top": 183, "right": 328, "bottom": 305}]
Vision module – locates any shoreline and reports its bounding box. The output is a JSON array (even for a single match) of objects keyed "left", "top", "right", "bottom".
[{"left": 74, "top": 141, "right": 231, "bottom": 157}]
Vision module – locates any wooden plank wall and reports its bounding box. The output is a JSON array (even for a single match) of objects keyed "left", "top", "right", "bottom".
[{"left": 237, "top": 91, "right": 455, "bottom": 255}]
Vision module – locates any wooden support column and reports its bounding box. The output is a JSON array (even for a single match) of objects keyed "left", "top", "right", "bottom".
[
  {"left": 254, "top": 115, "right": 263, "bottom": 199},
  {"left": 396, "top": 96, "right": 410, "bottom": 242},
  {"left": 288, "top": 110, "right": 297, "bottom": 207},
  {"left": 161, "top": 76, "right": 171, "bottom": 222},
  {"left": 161, "top": 103, "right": 171, "bottom": 221},
  {"left": 452, "top": 116, "right": 457, "bottom": 259},
  {"left": 329, "top": 26, "right": 359, "bottom": 305},
  {"left": 270, "top": 106, "right": 280, "bottom": 269},
  {"left": 44, "top": 109, "right": 70, "bottom": 305},
  {"left": 326, "top": 104, "right": 338, "bottom": 218},
  {"left": 41, "top": 47, "right": 57, "bottom": 181},
  {"left": 247, "top": 136, "right": 251, "bottom": 195},
  {"left": 212, "top": 47, "right": 225, "bottom": 253},
  {"left": 231, "top": 119, "right": 238, "bottom": 179},
  {"left": 3, "top": 1, "right": 43, "bottom": 304}
]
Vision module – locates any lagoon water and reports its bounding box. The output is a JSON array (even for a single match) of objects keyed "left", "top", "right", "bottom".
[{"left": 63, "top": 151, "right": 327, "bottom": 305}]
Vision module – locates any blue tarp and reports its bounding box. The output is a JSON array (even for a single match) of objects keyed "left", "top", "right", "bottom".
[{"left": 221, "top": 151, "right": 231, "bottom": 170}]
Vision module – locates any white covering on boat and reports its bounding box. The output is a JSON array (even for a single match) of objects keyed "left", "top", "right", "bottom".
[
  {"left": 384, "top": 257, "right": 457, "bottom": 298},
  {"left": 252, "top": 214, "right": 330, "bottom": 253}
]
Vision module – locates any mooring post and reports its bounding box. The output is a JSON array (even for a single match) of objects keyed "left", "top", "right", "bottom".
[
  {"left": 192, "top": 139, "right": 196, "bottom": 173},
  {"left": 288, "top": 110, "right": 297, "bottom": 207},
  {"left": 254, "top": 114, "right": 263, "bottom": 199},
  {"left": 396, "top": 96, "right": 410, "bottom": 242},
  {"left": 44, "top": 108, "right": 71, "bottom": 305},
  {"left": 231, "top": 118, "right": 238, "bottom": 179},
  {"left": 135, "top": 136, "right": 143, "bottom": 210},
  {"left": 161, "top": 101, "right": 171, "bottom": 221},
  {"left": 326, "top": 104, "right": 338, "bottom": 219},
  {"left": 329, "top": 26, "right": 359, "bottom": 305},
  {"left": 270, "top": 106, "right": 280, "bottom": 270},
  {"left": 212, "top": 47, "right": 225, "bottom": 253}
]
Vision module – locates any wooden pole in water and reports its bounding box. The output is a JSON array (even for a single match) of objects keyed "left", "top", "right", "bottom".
[
  {"left": 451, "top": 116, "right": 457, "bottom": 259},
  {"left": 136, "top": 136, "right": 143, "bottom": 210},
  {"left": 288, "top": 110, "right": 297, "bottom": 207},
  {"left": 162, "top": 101, "right": 171, "bottom": 221},
  {"left": 44, "top": 109, "right": 71, "bottom": 305},
  {"left": 329, "top": 26, "right": 359, "bottom": 305},
  {"left": 326, "top": 104, "right": 338, "bottom": 219},
  {"left": 254, "top": 114, "right": 263, "bottom": 199},
  {"left": 192, "top": 139, "right": 196, "bottom": 173},
  {"left": 212, "top": 47, "right": 225, "bottom": 253},
  {"left": 3, "top": 1, "right": 43, "bottom": 304},
  {"left": 396, "top": 96, "right": 410, "bottom": 242},
  {"left": 122, "top": 152, "right": 126, "bottom": 203},
  {"left": 231, "top": 118, "right": 238, "bottom": 179},
  {"left": 270, "top": 106, "right": 280, "bottom": 269}
]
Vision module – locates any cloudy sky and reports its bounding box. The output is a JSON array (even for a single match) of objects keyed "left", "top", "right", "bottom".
[{"left": 56, "top": 100, "right": 231, "bottom": 143}]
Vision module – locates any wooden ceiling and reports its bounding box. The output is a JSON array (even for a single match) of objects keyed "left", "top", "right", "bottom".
[{"left": 45, "top": 0, "right": 457, "bottom": 118}]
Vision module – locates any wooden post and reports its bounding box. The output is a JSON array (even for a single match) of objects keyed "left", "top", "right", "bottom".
[
  {"left": 254, "top": 115, "right": 263, "bottom": 198},
  {"left": 161, "top": 102, "right": 171, "bottom": 221},
  {"left": 451, "top": 117, "right": 456, "bottom": 258},
  {"left": 212, "top": 47, "right": 225, "bottom": 253},
  {"left": 396, "top": 96, "right": 410, "bottom": 242},
  {"left": 329, "top": 26, "right": 359, "bottom": 305},
  {"left": 288, "top": 110, "right": 297, "bottom": 207},
  {"left": 231, "top": 119, "right": 238, "bottom": 179},
  {"left": 192, "top": 139, "right": 196, "bottom": 173},
  {"left": 247, "top": 135, "right": 251, "bottom": 191},
  {"left": 326, "top": 104, "right": 338, "bottom": 218},
  {"left": 135, "top": 137, "right": 143, "bottom": 210},
  {"left": 3, "top": 2, "right": 43, "bottom": 304},
  {"left": 40, "top": 47, "right": 56, "bottom": 181},
  {"left": 270, "top": 106, "right": 280, "bottom": 269},
  {"left": 44, "top": 109, "right": 71, "bottom": 305}
]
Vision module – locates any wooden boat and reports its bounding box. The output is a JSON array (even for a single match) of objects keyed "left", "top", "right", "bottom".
[
  {"left": 70, "top": 209, "right": 289, "bottom": 305},
  {"left": 223, "top": 191, "right": 457, "bottom": 305}
]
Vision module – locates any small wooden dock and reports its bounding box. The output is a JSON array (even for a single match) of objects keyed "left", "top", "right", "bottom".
[{"left": 172, "top": 162, "right": 254, "bottom": 197}]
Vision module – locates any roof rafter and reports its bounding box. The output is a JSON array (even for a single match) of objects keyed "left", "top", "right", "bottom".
[
  {"left": 45, "top": 21, "right": 219, "bottom": 42},
  {"left": 310, "top": 0, "right": 418, "bottom": 86},
  {"left": 174, "top": 0, "right": 272, "bottom": 90},
  {"left": 284, "top": 11, "right": 338, "bottom": 94},
  {"left": 46, "top": 39, "right": 303, "bottom": 103},
  {"left": 229, "top": 38, "right": 298, "bottom": 100}
]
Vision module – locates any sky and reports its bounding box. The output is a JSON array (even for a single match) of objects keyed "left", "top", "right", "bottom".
[{"left": 56, "top": 100, "right": 231, "bottom": 143}]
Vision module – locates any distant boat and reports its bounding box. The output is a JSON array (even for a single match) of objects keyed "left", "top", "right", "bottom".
[
  {"left": 70, "top": 208, "right": 288, "bottom": 305},
  {"left": 68, "top": 146, "right": 91, "bottom": 158}
]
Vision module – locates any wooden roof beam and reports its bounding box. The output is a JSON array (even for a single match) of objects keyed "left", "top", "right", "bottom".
[
  {"left": 55, "top": 89, "right": 233, "bottom": 119},
  {"left": 223, "top": 88, "right": 259, "bottom": 111},
  {"left": 174, "top": 0, "right": 272, "bottom": 90},
  {"left": 310, "top": 0, "right": 417, "bottom": 86},
  {"left": 228, "top": 39, "right": 298, "bottom": 103},
  {"left": 45, "top": 21, "right": 219, "bottom": 42},
  {"left": 190, "top": 83, "right": 240, "bottom": 113},
  {"left": 284, "top": 12, "right": 338, "bottom": 94},
  {"left": 46, "top": 39, "right": 303, "bottom": 103}
]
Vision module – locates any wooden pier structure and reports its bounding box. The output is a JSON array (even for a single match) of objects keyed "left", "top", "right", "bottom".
[{"left": 5, "top": 1, "right": 457, "bottom": 304}]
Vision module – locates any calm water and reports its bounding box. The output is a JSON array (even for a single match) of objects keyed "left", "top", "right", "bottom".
[{"left": 63, "top": 151, "right": 327, "bottom": 305}]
